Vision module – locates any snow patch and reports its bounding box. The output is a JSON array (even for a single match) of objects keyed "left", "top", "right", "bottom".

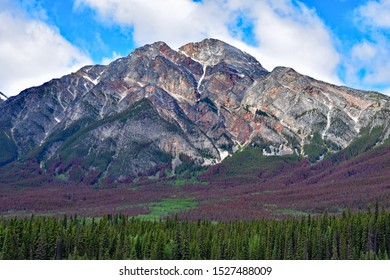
[
  {"left": 171, "top": 154, "right": 182, "bottom": 174},
  {"left": 348, "top": 113, "right": 359, "bottom": 123},
  {"left": 322, "top": 107, "right": 333, "bottom": 138},
  {"left": 197, "top": 64, "right": 208, "bottom": 93},
  {"left": 10, "top": 127, "right": 15, "bottom": 142},
  {"left": 83, "top": 74, "right": 98, "bottom": 85},
  {"left": 39, "top": 132, "right": 49, "bottom": 146},
  {"left": 99, "top": 91, "right": 109, "bottom": 118},
  {"left": 218, "top": 149, "right": 230, "bottom": 162},
  {"left": 178, "top": 49, "right": 190, "bottom": 58},
  {"left": 178, "top": 50, "right": 208, "bottom": 65},
  {"left": 66, "top": 85, "right": 76, "bottom": 100},
  {"left": 123, "top": 77, "right": 145, "bottom": 88},
  {"left": 117, "top": 92, "right": 128, "bottom": 103},
  {"left": 263, "top": 144, "right": 293, "bottom": 156},
  {"left": 178, "top": 48, "right": 221, "bottom": 68},
  {"left": 202, "top": 158, "right": 216, "bottom": 166},
  {"left": 350, "top": 110, "right": 363, "bottom": 133},
  {"left": 178, "top": 50, "right": 208, "bottom": 94},
  {"left": 57, "top": 92, "right": 65, "bottom": 110},
  {"left": 199, "top": 149, "right": 230, "bottom": 166}
]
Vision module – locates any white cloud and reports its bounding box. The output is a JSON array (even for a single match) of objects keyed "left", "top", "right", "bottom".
[
  {"left": 351, "top": 41, "right": 377, "bottom": 60},
  {"left": 101, "top": 51, "right": 122, "bottom": 65},
  {"left": 347, "top": 38, "right": 390, "bottom": 84},
  {"left": 75, "top": 0, "right": 341, "bottom": 84},
  {"left": 356, "top": 0, "right": 390, "bottom": 28},
  {"left": 344, "top": 0, "right": 390, "bottom": 93},
  {"left": 74, "top": 0, "right": 234, "bottom": 48},
  {"left": 237, "top": 0, "right": 340, "bottom": 84},
  {"left": 383, "top": 88, "right": 390, "bottom": 96},
  {"left": 0, "top": 2, "right": 92, "bottom": 96}
]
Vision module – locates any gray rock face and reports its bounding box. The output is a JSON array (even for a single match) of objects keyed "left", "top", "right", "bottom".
[
  {"left": 243, "top": 67, "right": 390, "bottom": 150},
  {"left": 1, "top": 38, "right": 389, "bottom": 181}
]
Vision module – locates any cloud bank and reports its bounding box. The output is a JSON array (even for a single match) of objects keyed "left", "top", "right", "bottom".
[
  {"left": 2, "top": 0, "right": 390, "bottom": 96},
  {"left": 75, "top": 0, "right": 341, "bottom": 84},
  {"left": 346, "top": 0, "right": 390, "bottom": 93},
  {"left": 0, "top": 1, "right": 91, "bottom": 96}
]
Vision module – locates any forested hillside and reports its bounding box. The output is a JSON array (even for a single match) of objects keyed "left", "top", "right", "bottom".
[{"left": 1, "top": 206, "right": 389, "bottom": 260}]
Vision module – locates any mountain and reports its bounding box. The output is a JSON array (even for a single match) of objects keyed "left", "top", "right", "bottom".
[{"left": 1, "top": 38, "right": 390, "bottom": 184}]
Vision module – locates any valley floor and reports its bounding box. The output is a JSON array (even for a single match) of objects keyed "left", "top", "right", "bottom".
[{"left": 1, "top": 143, "right": 390, "bottom": 220}]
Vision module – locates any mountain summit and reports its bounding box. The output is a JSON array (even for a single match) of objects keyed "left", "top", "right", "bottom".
[{"left": 1, "top": 38, "right": 389, "bottom": 183}]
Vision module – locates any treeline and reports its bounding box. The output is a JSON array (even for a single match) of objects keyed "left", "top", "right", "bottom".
[{"left": 1, "top": 207, "right": 390, "bottom": 260}]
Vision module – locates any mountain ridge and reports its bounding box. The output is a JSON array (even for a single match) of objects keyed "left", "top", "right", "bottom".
[{"left": 1, "top": 38, "right": 390, "bottom": 183}]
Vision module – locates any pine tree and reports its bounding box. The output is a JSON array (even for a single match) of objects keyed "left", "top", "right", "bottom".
[
  {"left": 331, "top": 232, "right": 339, "bottom": 260},
  {"left": 1, "top": 228, "right": 15, "bottom": 259},
  {"left": 34, "top": 230, "right": 48, "bottom": 260}
]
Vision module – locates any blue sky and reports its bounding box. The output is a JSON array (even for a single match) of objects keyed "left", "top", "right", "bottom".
[{"left": 1, "top": 0, "right": 390, "bottom": 96}]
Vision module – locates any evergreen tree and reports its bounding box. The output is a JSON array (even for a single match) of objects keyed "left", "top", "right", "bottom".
[
  {"left": 1, "top": 228, "right": 15, "bottom": 259},
  {"left": 1, "top": 208, "right": 390, "bottom": 260}
]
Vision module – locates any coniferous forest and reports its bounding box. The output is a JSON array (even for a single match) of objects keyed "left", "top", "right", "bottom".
[{"left": 1, "top": 206, "right": 390, "bottom": 260}]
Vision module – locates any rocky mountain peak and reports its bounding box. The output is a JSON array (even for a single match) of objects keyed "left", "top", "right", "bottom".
[
  {"left": 270, "top": 66, "right": 301, "bottom": 77},
  {"left": 129, "top": 41, "right": 197, "bottom": 70},
  {"left": 179, "top": 38, "right": 267, "bottom": 72},
  {"left": 131, "top": 41, "right": 171, "bottom": 59},
  {"left": 258, "top": 66, "right": 308, "bottom": 92},
  {"left": 1, "top": 38, "right": 390, "bottom": 183},
  {"left": 179, "top": 38, "right": 231, "bottom": 65}
]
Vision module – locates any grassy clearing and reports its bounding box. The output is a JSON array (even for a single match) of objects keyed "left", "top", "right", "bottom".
[
  {"left": 170, "top": 177, "right": 208, "bottom": 187},
  {"left": 136, "top": 198, "right": 197, "bottom": 221},
  {"left": 55, "top": 174, "right": 68, "bottom": 181},
  {"left": 277, "top": 209, "right": 310, "bottom": 216}
]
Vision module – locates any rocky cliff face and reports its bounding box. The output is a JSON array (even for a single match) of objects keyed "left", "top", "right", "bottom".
[
  {"left": 243, "top": 67, "right": 390, "bottom": 155},
  {"left": 1, "top": 38, "right": 389, "bottom": 182}
]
